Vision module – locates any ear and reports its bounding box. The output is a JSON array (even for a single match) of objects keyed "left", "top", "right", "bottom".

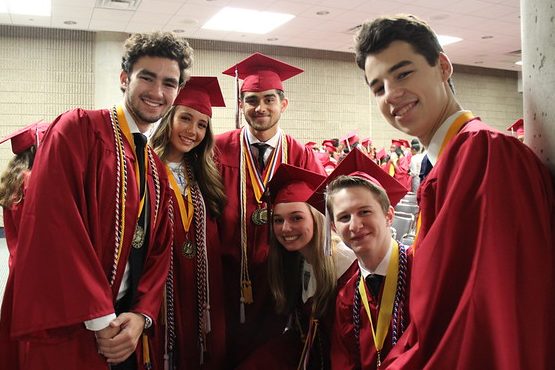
[
  {"left": 386, "top": 206, "right": 395, "bottom": 226},
  {"left": 438, "top": 52, "right": 453, "bottom": 82},
  {"left": 280, "top": 97, "right": 289, "bottom": 113},
  {"left": 120, "top": 70, "right": 129, "bottom": 91}
]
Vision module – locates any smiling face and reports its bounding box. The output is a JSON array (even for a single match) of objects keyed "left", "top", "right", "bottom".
[
  {"left": 272, "top": 201, "right": 314, "bottom": 255},
  {"left": 364, "top": 40, "right": 457, "bottom": 145},
  {"left": 120, "top": 55, "right": 181, "bottom": 132},
  {"left": 165, "top": 105, "right": 208, "bottom": 162},
  {"left": 331, "top": 186, "right": 393, "bottom": 259},
  {"left": 241, "top": 89, "right": 288, "bottom": 142}
]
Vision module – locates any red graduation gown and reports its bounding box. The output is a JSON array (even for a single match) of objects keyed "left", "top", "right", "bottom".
[
  {"left": 0, "top": 175, "right": 29, "bottom": 370},
  {"left": 215, "top": 129, "right": 325, "bottom": 366},
  {"left": 384, "top": 118, "right": 555, "bottom": 370},
  {"left": 8, "top": 108, "right": 173, "bottom": 370},
  {"left": 331, "top": 248, "right": 412, "bottom": 370},
  {"left": 150, "top": 185, "right": 226, "bottom": 370}
]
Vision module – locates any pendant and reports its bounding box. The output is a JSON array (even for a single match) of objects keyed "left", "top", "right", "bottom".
[
  {"left": 132, "top": 225, "right": 145, "bottom": 249},
  {"left": 251, "top": 207, "right": 268, "bottom": 225},
  {"left": 182, "top": 240, "right": 196, "bottom": 258}
]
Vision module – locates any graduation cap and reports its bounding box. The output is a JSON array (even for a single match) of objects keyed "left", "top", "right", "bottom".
[
  {"left": 305, "top": 141, "right": 317, "bottom": 149},
  {"left": 391, "top": 139, "right": 402, "bottom": 148},
  {"left": 0, "top": 120, "right": 49, "bottom": 154},
  {"left": 307, "top": 149, "right": 408, "bottom": 215},
  {"left": 222, "top": 52, "right": 303, "bottom": 93},
  {"left": 323, "top": 143, "right": 336, "bottom": 153},
  {"left": 376, "top": 148, "right": 386, "bottom": 160},
  {"left": 398, "top": 139, "right": 410, "bottom": 148},
  {"left": 266, "top": 163, "right": 326, "bottom": 205},
  {"left": 173, "top": 76, "right": 225, "bottom": 118},
  {"left": 507, "top": 118, "right": 524, "bottom": 137}
]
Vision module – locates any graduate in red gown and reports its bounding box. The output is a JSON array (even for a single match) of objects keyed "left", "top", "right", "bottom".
[
  {"left": 215, "top": 53, "right": 326, "bottom": 367},
  {"left": 386, "top": 140, "right": 411, "bottom": 191},
  {"left": 150, "top": 77, "right": 227, "bottom": 370},
  {"left": 5, "top": 33, "right": 194, "bottom": 370},
  {"left": 308, "top": 149, "right": 411, "bottom": 369},
  {"left": 355, "top": 14, "right": 555, "bottom": 369},
  {"left": 0, "top": 121, "right": 49, "bottom": 370}
]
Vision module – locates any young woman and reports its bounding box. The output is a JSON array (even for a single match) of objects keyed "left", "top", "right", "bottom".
[
  {"left": 0, "top": 121, "right": 49, "bottom": 370},
  {"left": 318, "top": 149, "right": 412, "bottom": 370},
  {"left": 150, "top": 77, "right": 226, "bottom": 370},
  {"left": 239, "top": 164, "right": 356, "bottom": 370}
]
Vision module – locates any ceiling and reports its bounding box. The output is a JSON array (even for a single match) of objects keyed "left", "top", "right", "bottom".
[{"left": 0, "top": 0, "right": 522, "bottom": 71}]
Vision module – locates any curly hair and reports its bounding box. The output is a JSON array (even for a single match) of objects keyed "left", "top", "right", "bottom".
[
  {"left": 150, "top": 106, "right": 226, "bottom": 218},
  {"left": 0, "top": 147, "right": 35, "bottom": 208},
  {"left": 121, "top": 32, "right": 194, "bottom": 87}
]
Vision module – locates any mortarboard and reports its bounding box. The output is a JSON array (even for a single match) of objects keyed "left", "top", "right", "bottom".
[
  {"left": 398, "top": 139, "right": 410, "bottom": 148},
  {"left": 376, "top": 148, "right": 387, "bottom": 160},
  {"left": 322, "top": 139, "right": 335, "bottom": 147},
  {"left": 0, "top": 120, "right": 49, "bottom": 155},
  {"left": 173, "top": 76, "right": 225, "bottom": 118},
  {"left": 305, "top": 141, "right": 317, "bottom": 149},
  {"left": 361, "top": 137, "right": 372, "bottom": 148},
  {"left": 266, "top": 164, "right": 326, "bottom": 205},
  {"left": 341, "top": 132, "right": 359, "bottom": 146},
  {"left": 507, "top": 118, "right": 524, "bottom": 137},
  {"left": 391, "top": 139, "right": 402, "bottom": 148},
  {"left": 222, "top": 52, "right": 303, "bottom": 93},
  {"left": 307, "top": 149, "right": 408, "bottom": 214},
  {"left": 323, "top": 143, "right": 336, "bottom": 153}
]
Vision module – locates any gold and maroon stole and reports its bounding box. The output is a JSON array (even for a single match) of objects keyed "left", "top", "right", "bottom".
[
  {"left": 238, "top": 127, "right": 288, "bottom": 322},
  {"left": 413, "top": 111, "right": 475, "bottom": 251}
]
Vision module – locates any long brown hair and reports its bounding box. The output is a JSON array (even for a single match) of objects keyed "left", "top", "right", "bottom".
[
  {"left": 268, "top": 203, "right": 338, "bottom": 319},
  {"left": 150, "top": 106, "right": 226, "bottom": 217},
  {"left": 0, "top": 147, "right": 35, "bottom": 208}
]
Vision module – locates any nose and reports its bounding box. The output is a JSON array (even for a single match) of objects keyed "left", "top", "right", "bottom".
[
  {"left": 349, "top": 215, "right": 363, "bottom": 232},
  {"left": 281, "top": 220, "right": 292, "bottom": 232},
  {"left": 255, "top": 102, "right": 266, "bottom": 113},
  {"left": 384, "top": 82, "right": 404, "bottom": 105}
]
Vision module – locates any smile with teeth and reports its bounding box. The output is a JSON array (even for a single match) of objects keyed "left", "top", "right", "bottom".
[
  {"left": 282, "top": 235, "right": 300, "bottom": 242},
  {"left": 179, "top": 135, "right": 194, "bottom": 145},
  {"left": 142, "top": 98, "right": 163, "bottom": 108},
  {"left": 393, "top": 102, "right": 416, "bottom": 117}
]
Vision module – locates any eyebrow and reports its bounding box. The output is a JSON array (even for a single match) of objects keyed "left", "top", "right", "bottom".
[
  {"left": 137, "top": 69, "right": 179, "bottom": 86},
  {"left": 369, "top": 60, "right": 413, "bottom": 88}
]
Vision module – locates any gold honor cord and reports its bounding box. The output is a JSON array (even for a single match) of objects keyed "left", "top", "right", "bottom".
[
  {"left": 116, "top": 105, "right": 148, "bottom": 218},
  {"left": 413, "top": 111, "right": 474, "bottom": 250},
  {"left": 165, "top": 166, "right": 193, "bottom": 233},
  {"left": 358, "top": 241, "right": 400, "bottom": 368}
]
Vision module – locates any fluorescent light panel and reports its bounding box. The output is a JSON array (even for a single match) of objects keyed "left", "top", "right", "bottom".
[
  {"left": 203, "top": 7, "right": 294, "bottom": 34},
  {"left": 515, "top": 60, "right": 523, "bottom": 65},
  {"left": 0, "top": 0, "right": 51, "bottom": 16},
  {"left": 437, "top": 35, "right": 462, "bottom": 47}
]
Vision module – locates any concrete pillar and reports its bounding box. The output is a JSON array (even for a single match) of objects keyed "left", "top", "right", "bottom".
[
  {"left": 521, "top": 0, "right": 555, "bottom": 176},
  {"left": 94, "top": 32, "right": 128, "bottom": 109}
]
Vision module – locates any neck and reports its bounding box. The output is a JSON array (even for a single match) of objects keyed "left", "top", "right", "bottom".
[
  {"left": 249, "top": 126, "right": 278, "bottom": 143},
  {"left": 300, "top": 245, "right": 316, "bottom": 266},
  {"left": 419, "top": 93, "right": 462, "bottom": 147},
  {"left": 358, "top": 238, "right": 390, "bottom": 272},
  {"left": 165, "top": 148, "right": 184, "bottom": 163},
  {"left": 124, "top": 101, "right": 152, "bottom": 134}
]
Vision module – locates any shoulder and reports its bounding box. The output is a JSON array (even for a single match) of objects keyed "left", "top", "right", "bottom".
[{"left": 215, "top": 129, "right": 240, "bottom": 147}]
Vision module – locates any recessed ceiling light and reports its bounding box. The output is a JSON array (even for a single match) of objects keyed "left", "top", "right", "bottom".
[
  {"left": 474, "top": 61, "right": 484, "bottom": 64},
  {"left": 1, "top": 0, "right": 51, "bottom": 16},
  {"left": 267, "top": 37, "right": 278, "bottom": 41},
  {"left": 515, "top": 60, "right": 523, "bottom": 65},
  {"left": 203, "top": 7, "right": 295, "bottom": 34},
  {"left": 316, "top": 10, "right": 330, "bottom": 16},
  {"left": 64, "top": 20, "right": 77, "bottom": 25},
  {"left": 481, "top": 35, "right": 494, "bottom": 39},
  {"left": 173, "top": 29, "right": 185, "bottom": 33},
  {"left": 437, "top": 35, "right": 462, "bottom": 47}
]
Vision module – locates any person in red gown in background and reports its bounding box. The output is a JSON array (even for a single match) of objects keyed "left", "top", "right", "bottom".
[
  {"left": 6, "top": 32, "right": 193, "bottom": 370},
  {"left": 386, "top": 140, "right": 411, "bottom": 190},
  {"left": 0, "top": 121, "right": 49, "bottom": 369},
  {"left": 215, "top": 52, "right": 326, "bottom": 368},
  {"left": 150, "top": 77, "right": 227, "bottom": 370},
  {"left": 355, "top": 14, "right": 555, "bottom": 369},
  {"left": 309, "top": 149, "right": 411, "bottom": 369}
]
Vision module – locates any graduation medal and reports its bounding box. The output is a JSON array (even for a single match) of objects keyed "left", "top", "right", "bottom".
[
  {"left": 251, "top": 206, "right": 268, "bottom": 225},
  {"left": 182, "top": 239, "right": 195, "bottom": 258},
  {"left": 132, "top": 225, "right": 145, "bottom": 248}
]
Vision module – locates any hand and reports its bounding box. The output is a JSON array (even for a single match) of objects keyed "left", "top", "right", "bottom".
[{"left": 96, "top": 312, "right": 145, "bottom": 364}]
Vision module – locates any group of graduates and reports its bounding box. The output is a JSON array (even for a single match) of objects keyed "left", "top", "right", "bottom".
[{"left": 0, "top": 13, "right": 554, "bottom": 370}]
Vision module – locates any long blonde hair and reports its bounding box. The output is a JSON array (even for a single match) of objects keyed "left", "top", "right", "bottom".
[
  {"left": 0, "top": 147, "right": 35, "bottom": 208},
  {"left": 268, "top": 203, "right": 338, "bottom": 319},
  {"left": 150, "top": 106, "right": 226, "bottom": 217}
]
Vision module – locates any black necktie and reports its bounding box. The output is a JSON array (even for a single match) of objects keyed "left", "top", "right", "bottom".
[
  {"left": 133, "top": 133, "right": 147, "bottom": 197},
  {"left": 365, "top": 274, "right": 384, "bottom": 299},
  {"left": 419, "top": 154, "right": 432, "bottom": 182},
  {"left": 253, "top": 143, "right": 270, "bottom": 172}
]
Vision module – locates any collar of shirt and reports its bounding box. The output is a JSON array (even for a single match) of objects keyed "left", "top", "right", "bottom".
[
  {"left": 358, "top": 239, "right": 394, "bottom": 279},
  {"left": 121, "top": 103, "right": 157, "bottom": 138},
  {"left": 246, "top": 127, "right": 281, "bottom": 149},
  {"left": 426, "top": 110, "right": 471, "bottom": 166}
]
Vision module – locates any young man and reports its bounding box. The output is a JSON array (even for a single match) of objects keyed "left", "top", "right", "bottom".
[
  {"left": 355, "top": 14, "right": 555, "bottom": 369},
  {"left": 215, "top": 52, "right": 325, "bottom": 367},
  {"left": 308, "top": 149, "right": 411, "bottom": 369},
  {"left": 6, "top": 32, "right": 193, "bottom": 370}
]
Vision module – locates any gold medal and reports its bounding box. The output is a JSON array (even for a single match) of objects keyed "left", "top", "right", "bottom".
[
  {"left": 251, "top": 207, "right": 268, "bottom": 225},
  {"left": 182, "top": 240, "right": 195, "bottom": 258},
  {"left": 132, "top": 225, "right": 145, "bottom": 249}
]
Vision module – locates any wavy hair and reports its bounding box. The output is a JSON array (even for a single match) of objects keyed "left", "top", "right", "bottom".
[
  {"left": 268, "top": 203, "right": 338, "bottom": 319},
  {"left": 0, "top": 147, "right": 35, "bottom": 208},
  {"left": 150, "top": 106, "right": 226, "bottom": 217}
]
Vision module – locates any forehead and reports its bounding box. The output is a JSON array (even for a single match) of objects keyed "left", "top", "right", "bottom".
[
  {"left": 273, "top": 201, "right": 310, "bottom": 215},
  {"left": 332, "top": 186, "right": 380, "bottom": 208},
  {"left": 363, "top": 40, "right": 422, "bottom": 78},
  {"left": 174, "top": 105, "right": 210, "bottom": 121},
  {"left": 131, "top": 55, "right": 180, "bottom": 78},
  {"left": 243, "top": 89, "right": 279, "bottom": 99}
]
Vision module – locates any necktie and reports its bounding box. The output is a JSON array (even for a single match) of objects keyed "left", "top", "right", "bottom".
[
  {"left": 419, "top": 154, "right": 432, "bottom": 182},
  {"left": 365, "top": 274, "right": 384, "bottom": 299},
  {"left": 253, "top": 142, "right": 270, "bottom": 172},
  {"left": 133, "top": 133, "right": 147, "bottom": 197}
]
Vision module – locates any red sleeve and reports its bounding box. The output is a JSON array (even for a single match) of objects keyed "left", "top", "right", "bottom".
[{"left": 330, "top": 278, "right": 358, "bottom": 370}]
